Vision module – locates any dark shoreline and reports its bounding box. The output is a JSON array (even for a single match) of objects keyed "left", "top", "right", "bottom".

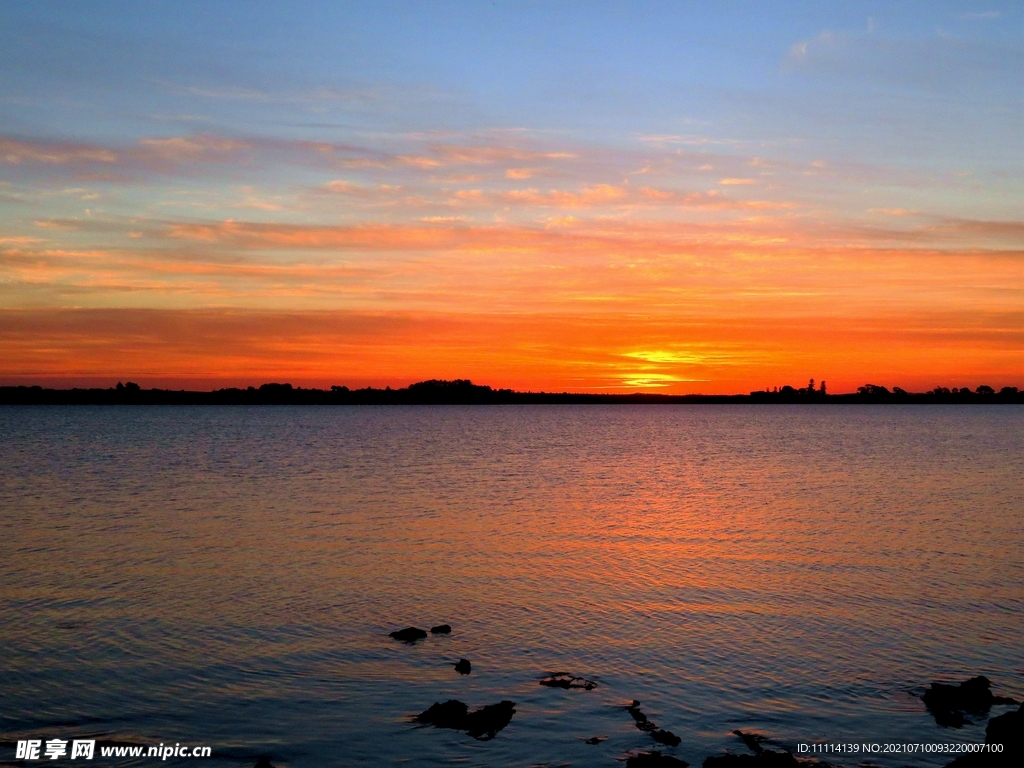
[{"left": 3, "top": 380, "right": 1023, "bottom": 405}]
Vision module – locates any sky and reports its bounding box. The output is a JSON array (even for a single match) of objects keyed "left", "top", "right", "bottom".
[{"left": 1, "top": 1, "right": 1022, "bottom": 393}]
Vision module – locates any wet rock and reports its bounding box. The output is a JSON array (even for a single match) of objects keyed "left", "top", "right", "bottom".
[
  {"left": 463, "top": 700, "right": 516, "bottom": 740},
  {"left": 627, "top": 751, "right": 690, "bottom": 767},
  {"left": 923, "top": 676, "right": 1018, "bottom": 728},
  {"left": 733, "top": 731, "right": 767, "bottom": 756},
  {"left": 985, "top": 702, "right": 1023, "bottom": 757},
  {"left": 585, "top": 736, "right": 606, "bottom": 745},
  {"left": 539, "top": 672, "right": 597, "bottom": 690},
  {"left": 430, "top": 624, "right": 452, "bottom": 634},
  {"left": 414, "top": 699, "right": 516, "bottom": 740},
  {"left": 454, "top": 658, "right": 471, "bottom": 675},
  {"left": 627, "top": 700, "right": 657, "bottom": 732},
  {"left": 625, "top": 701, "right": 684, "bottom": 747},
  {"left": 652, "top": 729, "right": 683, "bottom": 747},
  {"left": 390, "top": 626, "right": 427, "bottom": 642}
]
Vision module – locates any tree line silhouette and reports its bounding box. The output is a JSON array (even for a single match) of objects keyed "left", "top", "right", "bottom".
[{"left": 2, "top": 378, "right": 1022, "bottom": 405}]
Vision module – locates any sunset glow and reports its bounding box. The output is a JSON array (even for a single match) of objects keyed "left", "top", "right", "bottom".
[{"left": 2, "top": 3, "right": 1022, "bottom": 392}]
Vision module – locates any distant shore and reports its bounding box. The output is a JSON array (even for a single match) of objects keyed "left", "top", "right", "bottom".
[{"left": 2, "top": 379, "right": 1023, "bottom": 405}]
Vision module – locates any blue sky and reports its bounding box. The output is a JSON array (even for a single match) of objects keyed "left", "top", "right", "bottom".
[{"left": 4, "top": 2, "right": 1021, "bottom": 159}]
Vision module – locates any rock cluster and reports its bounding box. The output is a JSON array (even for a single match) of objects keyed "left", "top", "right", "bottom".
[{"left": 922, "top": 676, "right": 1018, "bottom": 727}]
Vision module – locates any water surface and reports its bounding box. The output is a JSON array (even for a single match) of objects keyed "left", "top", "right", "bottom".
[{"left": 2, "top": 405, "right": 1022, "bottom": 766}]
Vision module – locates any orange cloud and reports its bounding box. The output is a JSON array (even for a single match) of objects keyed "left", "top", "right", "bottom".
[
  {"left": 0, "top": 138, "right": 118, "bottom": 165},
  {"left": 501, "top": 184, "right": 626, "bottom": 208}
]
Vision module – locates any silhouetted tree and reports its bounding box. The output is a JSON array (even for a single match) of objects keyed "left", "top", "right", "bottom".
[
  {"left": 975, "top": 385, "right": 995, "bottom": 395},
  {"left": 857, "top": 384, "right": 890, "bottom": 396}
]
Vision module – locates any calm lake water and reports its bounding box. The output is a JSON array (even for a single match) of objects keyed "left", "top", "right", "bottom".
[{"left": 2, "top": 406, "right": 1023, "bottom": 767}]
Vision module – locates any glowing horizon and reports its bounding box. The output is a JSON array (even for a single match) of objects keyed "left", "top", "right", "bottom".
[{"left": 2, "top": 3, "right": 1022, "bottom": 394}]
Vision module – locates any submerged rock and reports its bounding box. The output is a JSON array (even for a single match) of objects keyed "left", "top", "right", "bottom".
[
  {"left": 389, "top": 626, "right": 428, "bottom": 642},
  {"left": 414, "top": 699, "right": 516, "bottom": 740},
  {"left": 585, "top": 736, "right": 606, "bottom": 745},
  {"left": 430, "top": 624, "right": 452, "bottom": 634},
  {"left": 454, "top": 658, "right": 471, "bottom": 674},
  {"left": 627, "top": 751, "right": 690, "bottom": 767},
  {"left": 539, "top": 672, "right": 597, "bottom": 690},
  {"left": 923, "top": 676, "right": 1018, "bottom": 727}
]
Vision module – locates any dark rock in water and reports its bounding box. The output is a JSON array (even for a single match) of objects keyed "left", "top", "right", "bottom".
[
  {"left": 625, "top": 701, "right": 682, "bottom": 748},
  {"left": 415, "top": 699, "right": 469, "bottom": 729},
  {"left": 652, "top": 729, "right": 683, "bottom": 747},
  {"left": 539, "top": 672, "right": 597, "bottom": 690},
  {"left": 923, "top": 676, "right": 1018, "bottom": 727},
  {"left": 454, "top": 658, "right": 471, "bottom": 674},
  {"left": 625, "top": 700, "right": 657, "bottom": 733},
  {"left": 733, "top": 731, "right": 767, "bottom": 756},
  {"left": 252, "top": 758, "right": 277, "bottom": 768},
  {"left": 702, "top": 750, "right": 801, "bottom": 767},
  {"left": 463, "top": 700, "right": 516, "bottom": 740},
  {"left": 986, "top": 702, "right": 1023, "bottom": 756},
  {"left": 390, "top": 626, "right": 428, "bottom": 642},
  {"left": 627, "top": 751, "right": 690, "bottom": 767},
  {"left": 430, "top": 624, "right": 452, "bottom": 634},
  {"left": 585, "top": 736, "right": 606, "bottom": 745},
  {"left": 414, "top": 699, "right": 516, "bottom": 740},
  {"left": 702, "top": 729, "right": 821, "bottom": 767},
  {"left": 945, "top": 702, "right": 1024, "bottom": 767}
]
